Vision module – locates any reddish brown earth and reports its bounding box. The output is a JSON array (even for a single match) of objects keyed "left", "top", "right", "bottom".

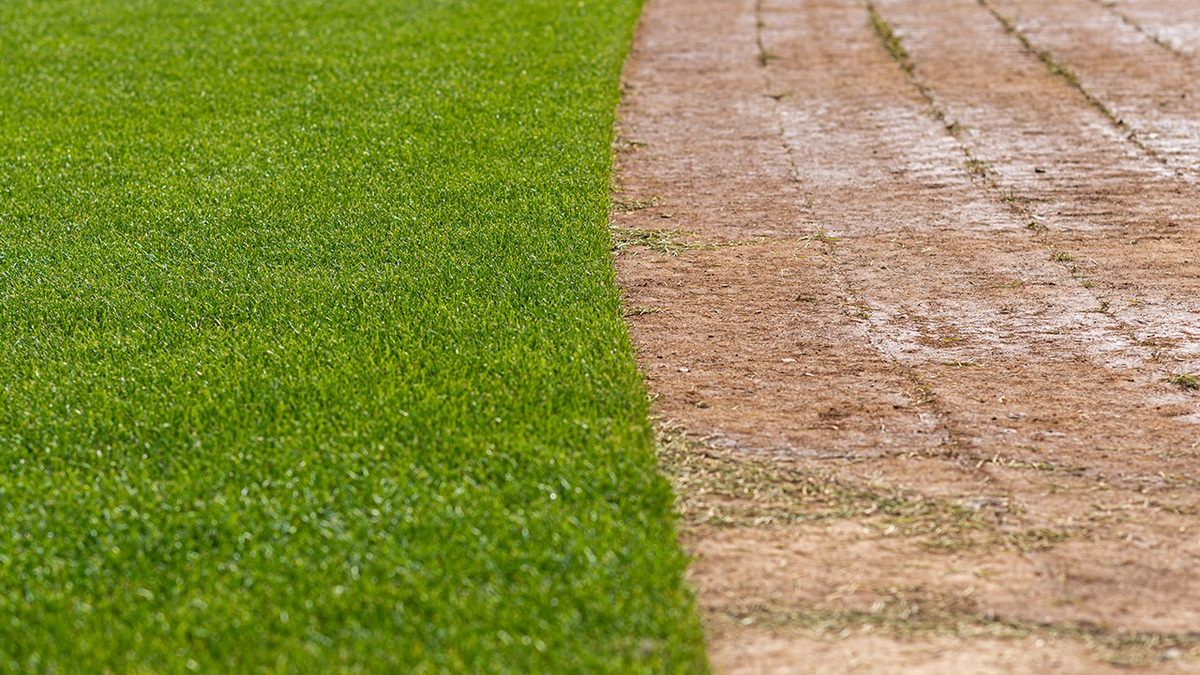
[{"left": 610, "top": 0, "right": 1200, "bottom": 672}]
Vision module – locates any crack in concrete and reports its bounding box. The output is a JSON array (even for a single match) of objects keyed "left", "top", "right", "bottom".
[
  {"left": 757, "top": 0, "right": 967, "bottom": 464},
  {"left": 1084, "top": 0, "right": 1200, "bottom": 66},
  {"left": 975, "top": 0, "right": 1190, "bottom": 184},
  {"left": 864, "top": 0, "right": 1161, "bottom": 375}
]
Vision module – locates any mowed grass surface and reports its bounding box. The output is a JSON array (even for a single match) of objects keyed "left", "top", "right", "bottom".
[{"left": 0, "top": 0, "right": 706, "bottom": 671}]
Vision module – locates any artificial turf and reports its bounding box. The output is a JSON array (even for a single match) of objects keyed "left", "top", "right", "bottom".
[{"left": 0, "top": 0, "right": 708, "bottom": 670}]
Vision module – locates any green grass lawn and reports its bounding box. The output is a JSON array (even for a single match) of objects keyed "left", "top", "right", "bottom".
[{"left": 0, "top": 0, "right": 707, "bottom": 670}]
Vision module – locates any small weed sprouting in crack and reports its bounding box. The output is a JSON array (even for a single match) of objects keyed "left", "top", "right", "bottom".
[
  {"left": 868, "top": 4, "right": 913, "bottom": 74},
  {"left": 964, "top": 158, "right": 994, "bottom": 177},
  {"left": 1000, "top": 189, "right": 1045, "bottom": 205},
  {"left": 999, "top": 189, "right": 1037, "bottom": 205},
  {"left": 1050, "top": 250, "right": 1075, "bottom": 262},
  {"left": 1166, "top": 373, "right": 1200, "bottom": 390},
  {"left": 1066, "top": 262, "right": 1096, "bottom": 288},
  {"left": 946, "top": 121, "right": 972, "bottom": 137},
  {"left": 1041, "top": 53, "right": 1081, "bottom": 89},
  {"left": 800, "top": 230, "right": 840, "bottom": 243},
  {"left": 753, "top": 0, "right": 775, "bottom": 68}
]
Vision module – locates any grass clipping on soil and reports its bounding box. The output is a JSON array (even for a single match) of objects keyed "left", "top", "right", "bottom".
[
  {"left": 655, "top": 425, "right": 1084, "bottom": 553},
  {"left": 655, "top": 427, "right": 1200, "bottom": 666},
  {"left": 0, "top": 0, "right": 706, "bottom": 671}
]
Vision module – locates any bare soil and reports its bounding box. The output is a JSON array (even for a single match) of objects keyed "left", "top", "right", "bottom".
[{"left": 611, "top": 0, "right": 1200, "bottom": 672}]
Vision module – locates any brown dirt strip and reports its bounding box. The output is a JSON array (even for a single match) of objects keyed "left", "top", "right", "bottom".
[{"left": 612, "top": 0, "right": 1200, "bottom": 672}]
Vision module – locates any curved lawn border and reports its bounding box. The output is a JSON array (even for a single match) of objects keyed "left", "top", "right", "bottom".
[{"left": 0, "top": 0, "right": 706, "bottom": 671}]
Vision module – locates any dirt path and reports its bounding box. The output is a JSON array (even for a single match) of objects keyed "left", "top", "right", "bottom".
[{"left": 611, "top": 0, "right": 1200, "bottom": 672}]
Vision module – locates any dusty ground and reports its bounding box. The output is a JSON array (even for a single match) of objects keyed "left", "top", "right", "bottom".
[{"left": 611, "top": 0, "right": 1200, "bottom": 672}]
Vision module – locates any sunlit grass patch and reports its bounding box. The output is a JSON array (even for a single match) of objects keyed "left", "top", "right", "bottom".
[{"left": 0, "top": 0, "right": 706, "bottom": 671}]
